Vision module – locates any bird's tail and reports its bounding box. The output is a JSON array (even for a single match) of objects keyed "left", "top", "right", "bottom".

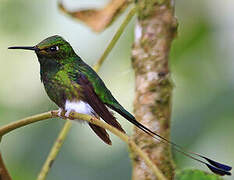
[{"left": 108, "top": 104, "right": 232, "bottom": 176}]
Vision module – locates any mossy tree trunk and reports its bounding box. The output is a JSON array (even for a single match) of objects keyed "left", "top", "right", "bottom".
[{"left": 131, "top": 0, "right": 177, "bottom": 179}]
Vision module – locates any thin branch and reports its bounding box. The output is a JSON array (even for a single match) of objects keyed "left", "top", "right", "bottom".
[
  {"left": 37, "top": 6, "right": 137, "bottom": 180},
  {"left": 0, "top": 137, "right": 11, "bottom": 180},
  {"left": 0, "top": 111, "right": 54, "bottom": 136},
  {"left": 0, "top": 110, "right": 166, "bottom": 180},
  {"left": 37, "top": 121, "right": 72, "bottom": 180},
  {"left": 0, "top": 152, "right": 12, "bottom": 180},
  {"left": 46, "top": 111, "right": 167, "bottom": 180},
  {"left": 77, "top": 113, "right": 167, "bottom": 180},
  {"left": 93, "top": 6, "right": 136, "bottom": 71}
]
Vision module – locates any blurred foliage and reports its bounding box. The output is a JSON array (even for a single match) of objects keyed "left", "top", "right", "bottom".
[
  {"left": 0, "top": 0, "right": 46, "bottom": 36},
  {"left": 175, "top": 169, "right": 223, "bottom": 180},
  {"left": 0, "top": 0, "right": 234, "bottom": 180}
]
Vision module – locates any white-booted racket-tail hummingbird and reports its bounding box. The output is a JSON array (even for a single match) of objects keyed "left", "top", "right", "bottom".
[{"left": 8, "top": 35, "right": 232, "bottom": 176}]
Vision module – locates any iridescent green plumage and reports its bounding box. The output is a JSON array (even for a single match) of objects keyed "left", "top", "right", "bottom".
[
  {"left": 35, "top": 36, "right": 127, "bottom": 141},
  {"left": 9, "top": 35, "right": 128, "bottom": 144},
  {"left": 36, "top": 36, "right": 129, "bottom": 117}
]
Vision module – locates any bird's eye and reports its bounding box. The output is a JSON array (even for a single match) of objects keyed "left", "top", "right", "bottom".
[{"left": 49, "top": 45, "right": 59, "bottom": 52}]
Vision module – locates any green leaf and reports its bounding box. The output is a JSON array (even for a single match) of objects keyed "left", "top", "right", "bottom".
[{"left": 175, "top": 169, "right": 224, "bottom": 180}]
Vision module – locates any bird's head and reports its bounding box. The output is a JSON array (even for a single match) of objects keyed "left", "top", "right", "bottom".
[{"left": 8, "top": 35, "right": 77, "bottom": 66}]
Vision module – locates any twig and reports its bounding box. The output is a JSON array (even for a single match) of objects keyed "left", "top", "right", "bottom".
[
  {"left": 0, "top": 152, "right": 12, "bottom": 180},
  {"left": 47, "top": 111, "right": 167, "bottom": 180},
  {"left": 37, "top": 6, "right": 137, "bottom": 180},
  {"left": 93, "top": 6, "right": 136, "bottom": 71},
  {"left": 37, "top": 121, "right": 72, "bottom": 180},
  {"left": 76, "top": 113, "right": 166, "bottom": 180},
  {"left": 0, "top": 110, "right": 166, "bottom": 180},
  {"left": 0, "top": 111, "right": 54, "bottom": 136}
]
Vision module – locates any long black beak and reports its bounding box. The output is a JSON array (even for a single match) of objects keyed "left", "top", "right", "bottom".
[{"left": 8, "top": 46, "right": 38, "bottom": 51}]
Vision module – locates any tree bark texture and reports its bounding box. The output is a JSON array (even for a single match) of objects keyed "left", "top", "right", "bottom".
[{"left": 131, "top": 0, "right": 177, "bottom": 179}]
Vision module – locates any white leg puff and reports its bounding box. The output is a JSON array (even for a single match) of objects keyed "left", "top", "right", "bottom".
[{"left": 64, "top": 100, "right": 95, "bottom": 122}]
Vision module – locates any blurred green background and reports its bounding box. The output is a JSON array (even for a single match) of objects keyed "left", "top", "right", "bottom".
[{"left": 0, "top": 0, "right": 234, "bottom": 179}]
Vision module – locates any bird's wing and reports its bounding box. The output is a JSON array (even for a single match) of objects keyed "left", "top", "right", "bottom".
[
  {"left": 77, "top": 63, "right": 137, "bottom": 126},
  {"left": 77, "top": 63, "right": 155, "bottom": 137},
  {"left": 75, "top": 67, "right": 125, "bottom": 133}
]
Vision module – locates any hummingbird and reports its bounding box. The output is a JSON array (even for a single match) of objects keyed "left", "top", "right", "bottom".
[{"left": 9, "top": 35, "right": 232, "bottom": 176}]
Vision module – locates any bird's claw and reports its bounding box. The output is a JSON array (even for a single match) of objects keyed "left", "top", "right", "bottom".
[
  {"left": 66, "top": 110, "right": 76, "bottom": 120},
  {"left": 58, "top": 108, "right": 63, "bottom": 117},
  {"left": 57, "top": 108, "right": 71, "bottom": 120},
  {"left": 57, "top": 108, "right": 75, "bottom": 120},
  {"left": 64, "top": 109, "right": 71, "bottom": 118}
]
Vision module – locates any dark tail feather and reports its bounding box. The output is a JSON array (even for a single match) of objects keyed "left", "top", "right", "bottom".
[
  {"left": 206, "top": 164, "right": 231, "bottom": 176},
  {"left": 202, "top": 156, "right": 232, "bottom": 171},
  {"left": 89, "top": 123, "right": 112, "bottom": 145},
  {"left": 108, "top": 105, "right": 232, "bottom": 176}
]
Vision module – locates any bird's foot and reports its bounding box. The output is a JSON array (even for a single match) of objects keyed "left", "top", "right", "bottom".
[
  {"left": 58, "top": 108, "right": 63, "bottom": 117},
  {"left": 64, "top": 109, "right": 75, "bottom": 120},
  {"left": 57, "top": 108, "right": 75, "bottom": 120},
  {"left": 57, "top": 108, "right": 76, "bottom": 120}
]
